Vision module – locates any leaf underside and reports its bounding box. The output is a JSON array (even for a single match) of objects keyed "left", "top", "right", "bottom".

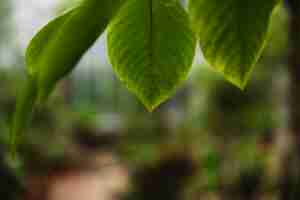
[
  {"left": 107, "top": 0, "right": 196, "bottom": 111},
  {"left": 189, "top": 0, "right": 280, "bottom": 88}
]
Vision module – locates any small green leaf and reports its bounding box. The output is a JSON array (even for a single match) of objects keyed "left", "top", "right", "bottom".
[
  {"left": 107, "top": 0, "right": 196, "bottom": 111},
  {"left": 189, "top": 0, "right": 280, "bottom": 88},
  {"left": 26, "top": 0, "right": 125, "bottom": 101}
]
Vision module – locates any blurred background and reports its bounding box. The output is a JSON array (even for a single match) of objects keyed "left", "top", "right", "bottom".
[{"left": 1, "top": 0, "right": 300, "bottom": 200}]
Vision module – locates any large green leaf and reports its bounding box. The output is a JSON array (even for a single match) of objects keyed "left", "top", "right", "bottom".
[
  {"left": 189, "top": 0, "right": 280, "bottom": 88},
  {"left": 107, "top": 0, "right": 196, "bottom": 111},
  {"left": 28, "top": 0, "right": 124, "bottom": 101},
  {"left": 10, "top": 10, "right": 74, "bottom": 155},
  {"left": 11, "top": 0, "right": 125, "bottom": 153}
]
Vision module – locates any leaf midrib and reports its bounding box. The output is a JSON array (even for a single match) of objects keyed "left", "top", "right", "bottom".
[{"left": 149, "top": 0, "right": 153, "bottom": 70}]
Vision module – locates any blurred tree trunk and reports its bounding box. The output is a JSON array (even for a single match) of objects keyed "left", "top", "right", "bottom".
[
  {"left": 287, "top": 0, "right": 300, "bottom": 155},
  {"left": 280, "top": 1, "right": 300, "bottom": 199}
]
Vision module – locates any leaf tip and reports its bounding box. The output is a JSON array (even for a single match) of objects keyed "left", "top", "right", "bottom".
[
  {"left": 211, "top": 64, "right": 251, "bottom": 90},
  {"left": 137, "top": 93, "right": 168, "bottom": 113},
  {"left": 144, "top": 104, "right": 158, "bottom": 113},
  {"left": 226, "top": 76, "right": 249, "bottom": 91},
  {"left": 141, "top": 99, "right": 161, "bottom": 112}
]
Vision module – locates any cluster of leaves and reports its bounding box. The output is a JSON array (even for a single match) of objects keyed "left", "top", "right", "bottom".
[{"left": 11, "top": 0, "right": 280, "bottom": 150}]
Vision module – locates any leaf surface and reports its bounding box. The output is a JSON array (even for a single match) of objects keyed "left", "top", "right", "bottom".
[
  {"left": 107, "top": 0, "right": 196, "bottom": 110},
  {"left": 10, "top": 9, "right": 74, "bottom": 155},
  {"left": 189, "top": 0, "right": 280, "bottom": 88},
  {"left": 11, "top": 0, "right": 125, "bottom": 153},
  {"left": 26, "top": 0, "right": 124, "bottom": 100},
  {"left": 26, "top": 9, "right": 74, "bottom": 76}
]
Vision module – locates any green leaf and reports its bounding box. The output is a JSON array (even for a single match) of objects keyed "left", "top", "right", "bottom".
[
  {"left": 189, "top": 0, "right": 280, "bottom": 88},
  {"left": 26, "top": 9, "right": 74, "bottom": 76},
  {"left": 11, "top": 0, "right": 125, "bottom": 154},
  {"left": 26, "top": 0, "right": 125, "bottom": 101},
  {"left": 107, "top": 0, "right": 196, "bottom": 111},
  {"left": 10, "top": 10, "right": 74, "bottom": 156}
]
